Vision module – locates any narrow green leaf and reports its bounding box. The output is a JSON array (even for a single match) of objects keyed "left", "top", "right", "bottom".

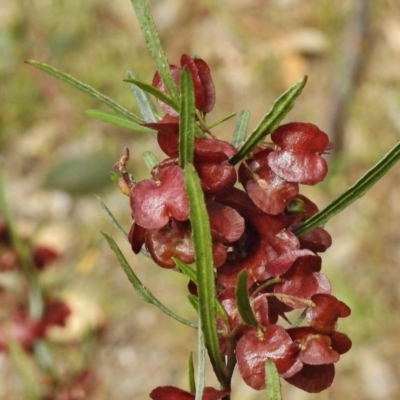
[
  {"left": 265, "top": 359, "right": 283, "bottom": 400},
  {"left": 188, "top": 352, "right": 196, "bottom": 393},
  {"left": 28, "top": 288, "right": 44, "bottom": 323},
  {"left": 291, "top": 309, "right": 307, "bottom": 328},
  {"left": 230, "top": 76, "right": 307, "bottom": 165},
  {"left": 96, "top": 196, "right": 128, "bottom": 240},
  {"left": 236, "top": 270, "right": 259, "bottom": 327},
  {"left": 33, "top": 341, "right": 55, "bottom": 378},
  {"left": 195, "top": 319, "right": 206, "bottom": 400},
  {"left": 179, "top": 67, "right": 196, "bottom": 167},
  {"left": 25, "top": 60, "right": 142, "bottom": 124},
  {"left": 293, "top": 140, "right": 400, "bottom": 237},
  {"left": 100, "top": 192, "right": 145, "bottom": 255},
  {"left": 184, "top": 164, "right": 228, "bottom": 387},
  {"left": 232, "top": 109, "right": 251, "bottom": 148},
  {"left": 99, "top": 193, "right": 150, "bottom": 258},
  {"left": 188, "top": 294, "right": 200, "bottom": 312},
  {"left": 208, "top": 111, "right": 237, "bottom": 129},
  {"left": 176, "top": 258, "right": 229, "bottom": 326},
  {"left": 215, "top": 298, "right": 230, "bottom": 329},
  {"left": 124, "top": 77, "right": 179, "bottom": 113},
  {"left": 8, "top": 338, "right": 42, "bottom": 400},
  {"left": 102, "top": 232, "right": 197, "bottom": 328},
  {"left": 142, "top": 151, "right": 159, "bottom": 170},
  {"left": 175, "top": 258, "right": 197, "bottom": 283},
  {"left": 127, "top": 71, "right": 158, "bottom": 123},
  {"left": 110, "top": 170, "right": 121, "bottom": 186},
  {"left": 130, "top": 0, "right": 179, "bottom": 101},
  {"left": 86, "top": 109, "right": 155, "bottom": 133}
]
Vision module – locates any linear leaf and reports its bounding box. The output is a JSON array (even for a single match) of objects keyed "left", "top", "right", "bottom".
[
  {"left": 175, "top": 258, "right": 197, "bottom": 283},
  {"left": 96, "top": 196, "right": 128, "bottom": 240},
  {"left": 86, "top": 109, "right": 155, "bottom": 133},
  {"left": 130, "top": 0, "right": 179, "bottom": 101},
  {"left": 236, "top": 270, "right": 259, "bottom": 327},
  {"left": 293, "top": 140, "right": 400, "bottom": 236},
  {"left": 188, "top": 294, "right": 200, "bottom": 312},
  {"left": 230, "top": 76, "right": 307, "bottom": 165},
  {"left": 102, "top": 232, "right": 196, "bottom": 328},
  {"left": 126, "top": 71, "right": 158, "bottom": 123},
  {"left": 142, "top": 151, "right": 159, "bottom": 170},
  {"left": 124, "top": 76, "right": 179, "bottom": 113},
  {"left": 208, "top": 112, "right": 237, "bottom": 129},
  {"left": 8, "top": 339, "right": 42, "bottom": 400},
  {"left": 25, "top": 60, "right": 142, "bottom": 124},
  {"left": 179, "top": 67, "right": 196, "bottom": 167},
  {"left": 99, "top": 196, "right": 150, "bottom": 258},
  {"left": 175, "top": 258, "right": 229, "bottom": 326},
  {"left": 184, "top": 164, "right": 228, "bottom": 387},
  {"left": 188, "top": 352, "right": 196, "bottom": 393},
  {"left": 232, "top": 109, "right": 251, "bottom": 148},
  {"left": 195, "top": 319, "right": 206, "bottom": 400},
  {"left": 33, "top": 341, "right": 54, "bottom": 377},
  {"left": 265, "top": 359, "right": 283, "bottom": 400}
]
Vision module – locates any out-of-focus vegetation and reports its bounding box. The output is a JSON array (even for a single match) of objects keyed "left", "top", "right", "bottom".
[{"left": 1, "top": 0, "right": 400, "bottom": 399}]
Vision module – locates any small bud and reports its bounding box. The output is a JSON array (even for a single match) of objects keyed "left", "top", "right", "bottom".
[
  {"left": 286, "top": 198, "right": 306, "bottom": 215},
  {"left": 118, "top": 177, "right": 131, "bottom": 196}
]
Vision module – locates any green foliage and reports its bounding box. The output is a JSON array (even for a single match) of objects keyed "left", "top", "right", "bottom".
[
  {"left": 195, "top": 320, "right": 206, "bottom": 400},
  {"left": 142, "top": 151, "right": 159, "bottom": 170},
  {"left": 8, "top": 339, "right": 42, "bottom": 400},
  {"left": 96, "top": 196, "right": 128, "bottom": 240},
  {"left": 294, "top": 140, "right": 400, "bottom": 236},
  {"left": 102, "top": 232, "right": 197, "bottom": 328},
  {"left": 236, "top": 271, "right": 259, "bottom": 327},
  {"left": 183, "top": 164, "right": 228, "bottom": 387},
  {"left": 86, "top": 109, "right": 155, "bottom": 133},
  {"left": 124, "top": 76, "right": 179, "bottom": 113},
  {"left": 130, "top": 0, "right": 179, "bottom": 101},
  {"left": 188, "top": 352, "right": 196, "bottom": 393},
  {"left": 229, "top": 76, "right": 307, "bottom": 165},
  {"left": 232, "top": 109, "right": 250, "bottom": 148},
  {"left": 265, "top": 359, "right": 282, "bottom": 400},
  {"left": 25, "top": 60, "right": 142, "bottom": 124},
  {"left": 179, "top": 67, "right": 196, "bottom": 167},
  {"left": 126, "top": 71, "right": 159, "bottom": 123}
]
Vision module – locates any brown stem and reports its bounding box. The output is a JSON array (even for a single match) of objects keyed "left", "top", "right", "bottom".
[{"left": 115, "top": 147, "right": 135, "bottom": 188}]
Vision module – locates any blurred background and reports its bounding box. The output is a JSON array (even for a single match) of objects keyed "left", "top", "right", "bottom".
[{"left": 1, "top": 0, "right": 400, "bottom": 399}]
